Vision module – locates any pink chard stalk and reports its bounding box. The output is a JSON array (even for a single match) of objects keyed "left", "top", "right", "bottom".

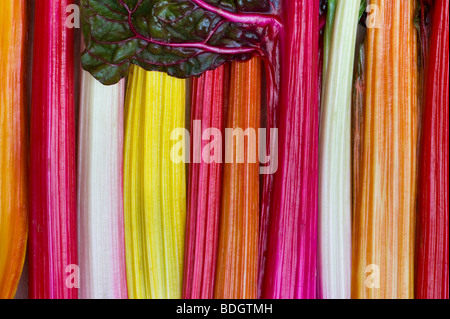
[
  {"left": 29, "top": 0, "right": 77, "bottom": 299},
  {"left": 183, "top": 65, "right": 229, "bottom": 299},
  {"left": 261, "top": 0, "right": 319, "bottom": 299}
]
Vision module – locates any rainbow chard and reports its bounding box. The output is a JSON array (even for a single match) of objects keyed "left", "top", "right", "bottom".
[
  {"left": 30, "top": 0, "right": 77, "bottom": 299},
  {"left": 78, "top": 73, "right": 127, "bottom": 299},
  {"left": 81, "top": 0, "right": 322, "bottom": 299},
  {"left": 416, "top": 0, "right": 449, "bottom": 300},
  {"left": 81, "top": 0, "right": 280, "bottom": 299}
]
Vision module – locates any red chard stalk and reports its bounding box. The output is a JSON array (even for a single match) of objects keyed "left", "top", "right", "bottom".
[{"left": 416, "top": 0, "right": 449, "bottom": 300}]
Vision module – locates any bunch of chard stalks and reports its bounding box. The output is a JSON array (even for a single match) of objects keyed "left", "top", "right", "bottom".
[
  {"left": 0, "top": 0, "right": 28, "bottom": 299},
  {"left": 319, "top": 0, "right": 360, "bottom": 300}
]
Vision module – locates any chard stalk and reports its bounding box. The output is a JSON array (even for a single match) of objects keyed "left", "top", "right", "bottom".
[
  {"left": 124, "top": 67, "right": 186, "bottom": 299},
  {"left": 261, "top": 0, "right": 319, "bottom": 299},
  {"left": 214, "top": 59, "right": 261, "bottom": 299},
  {"left": 29, "top": 0, "right": 77, "bottom": 299},
  {"left": 183, "top": 66, "right": 228, "bottom": 299},
  {"left": 318, "top": 0, "right": 360, "bottom": 300},
  {"left": 352, "top": 0, "right": 419, "bottom": 299},
  {"left": 0, "top": 0, "right": 28, "bottom": 299},
  {"left": 416, "top": 0, "right": 449, "bottom": 300},
  {"left": 78, "top": 73, "right": 127, "bottom": 299}
]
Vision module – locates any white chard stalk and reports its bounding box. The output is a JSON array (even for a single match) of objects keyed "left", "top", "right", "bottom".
[
  {"left": 318, "top": 0, "right": 361, "bottom": 299},
  {"left": 77, "top": 71, "right": 128, "bottom": 299}
]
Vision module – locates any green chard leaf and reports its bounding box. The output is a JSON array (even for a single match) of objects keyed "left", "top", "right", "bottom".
[{"left": 81, "top": 0, "right": 280, "bottom": 85}]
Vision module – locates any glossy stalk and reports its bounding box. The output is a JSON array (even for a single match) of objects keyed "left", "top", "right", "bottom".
[{"left": 29, "top": 0, "right": 77, "bottom": 299}]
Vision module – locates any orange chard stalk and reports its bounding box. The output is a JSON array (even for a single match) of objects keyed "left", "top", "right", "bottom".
[
  {"left": 352, "top": 0, "right": 419, "bottom": 299},
  {"left": 0, "top": 0, "right": 28, "bottom": 299},
  {"left": 214, "top": 58, "right": 261, "bottom": 299}
]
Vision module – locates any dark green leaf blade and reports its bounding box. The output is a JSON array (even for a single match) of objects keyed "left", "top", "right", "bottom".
[{"left": 81, "top": 0, "right": 279, "bottom": 85}]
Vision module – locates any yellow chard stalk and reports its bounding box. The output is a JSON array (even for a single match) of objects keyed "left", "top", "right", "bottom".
[{"left": 124, "top": 66, "right": 186, "bottom": 299}]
